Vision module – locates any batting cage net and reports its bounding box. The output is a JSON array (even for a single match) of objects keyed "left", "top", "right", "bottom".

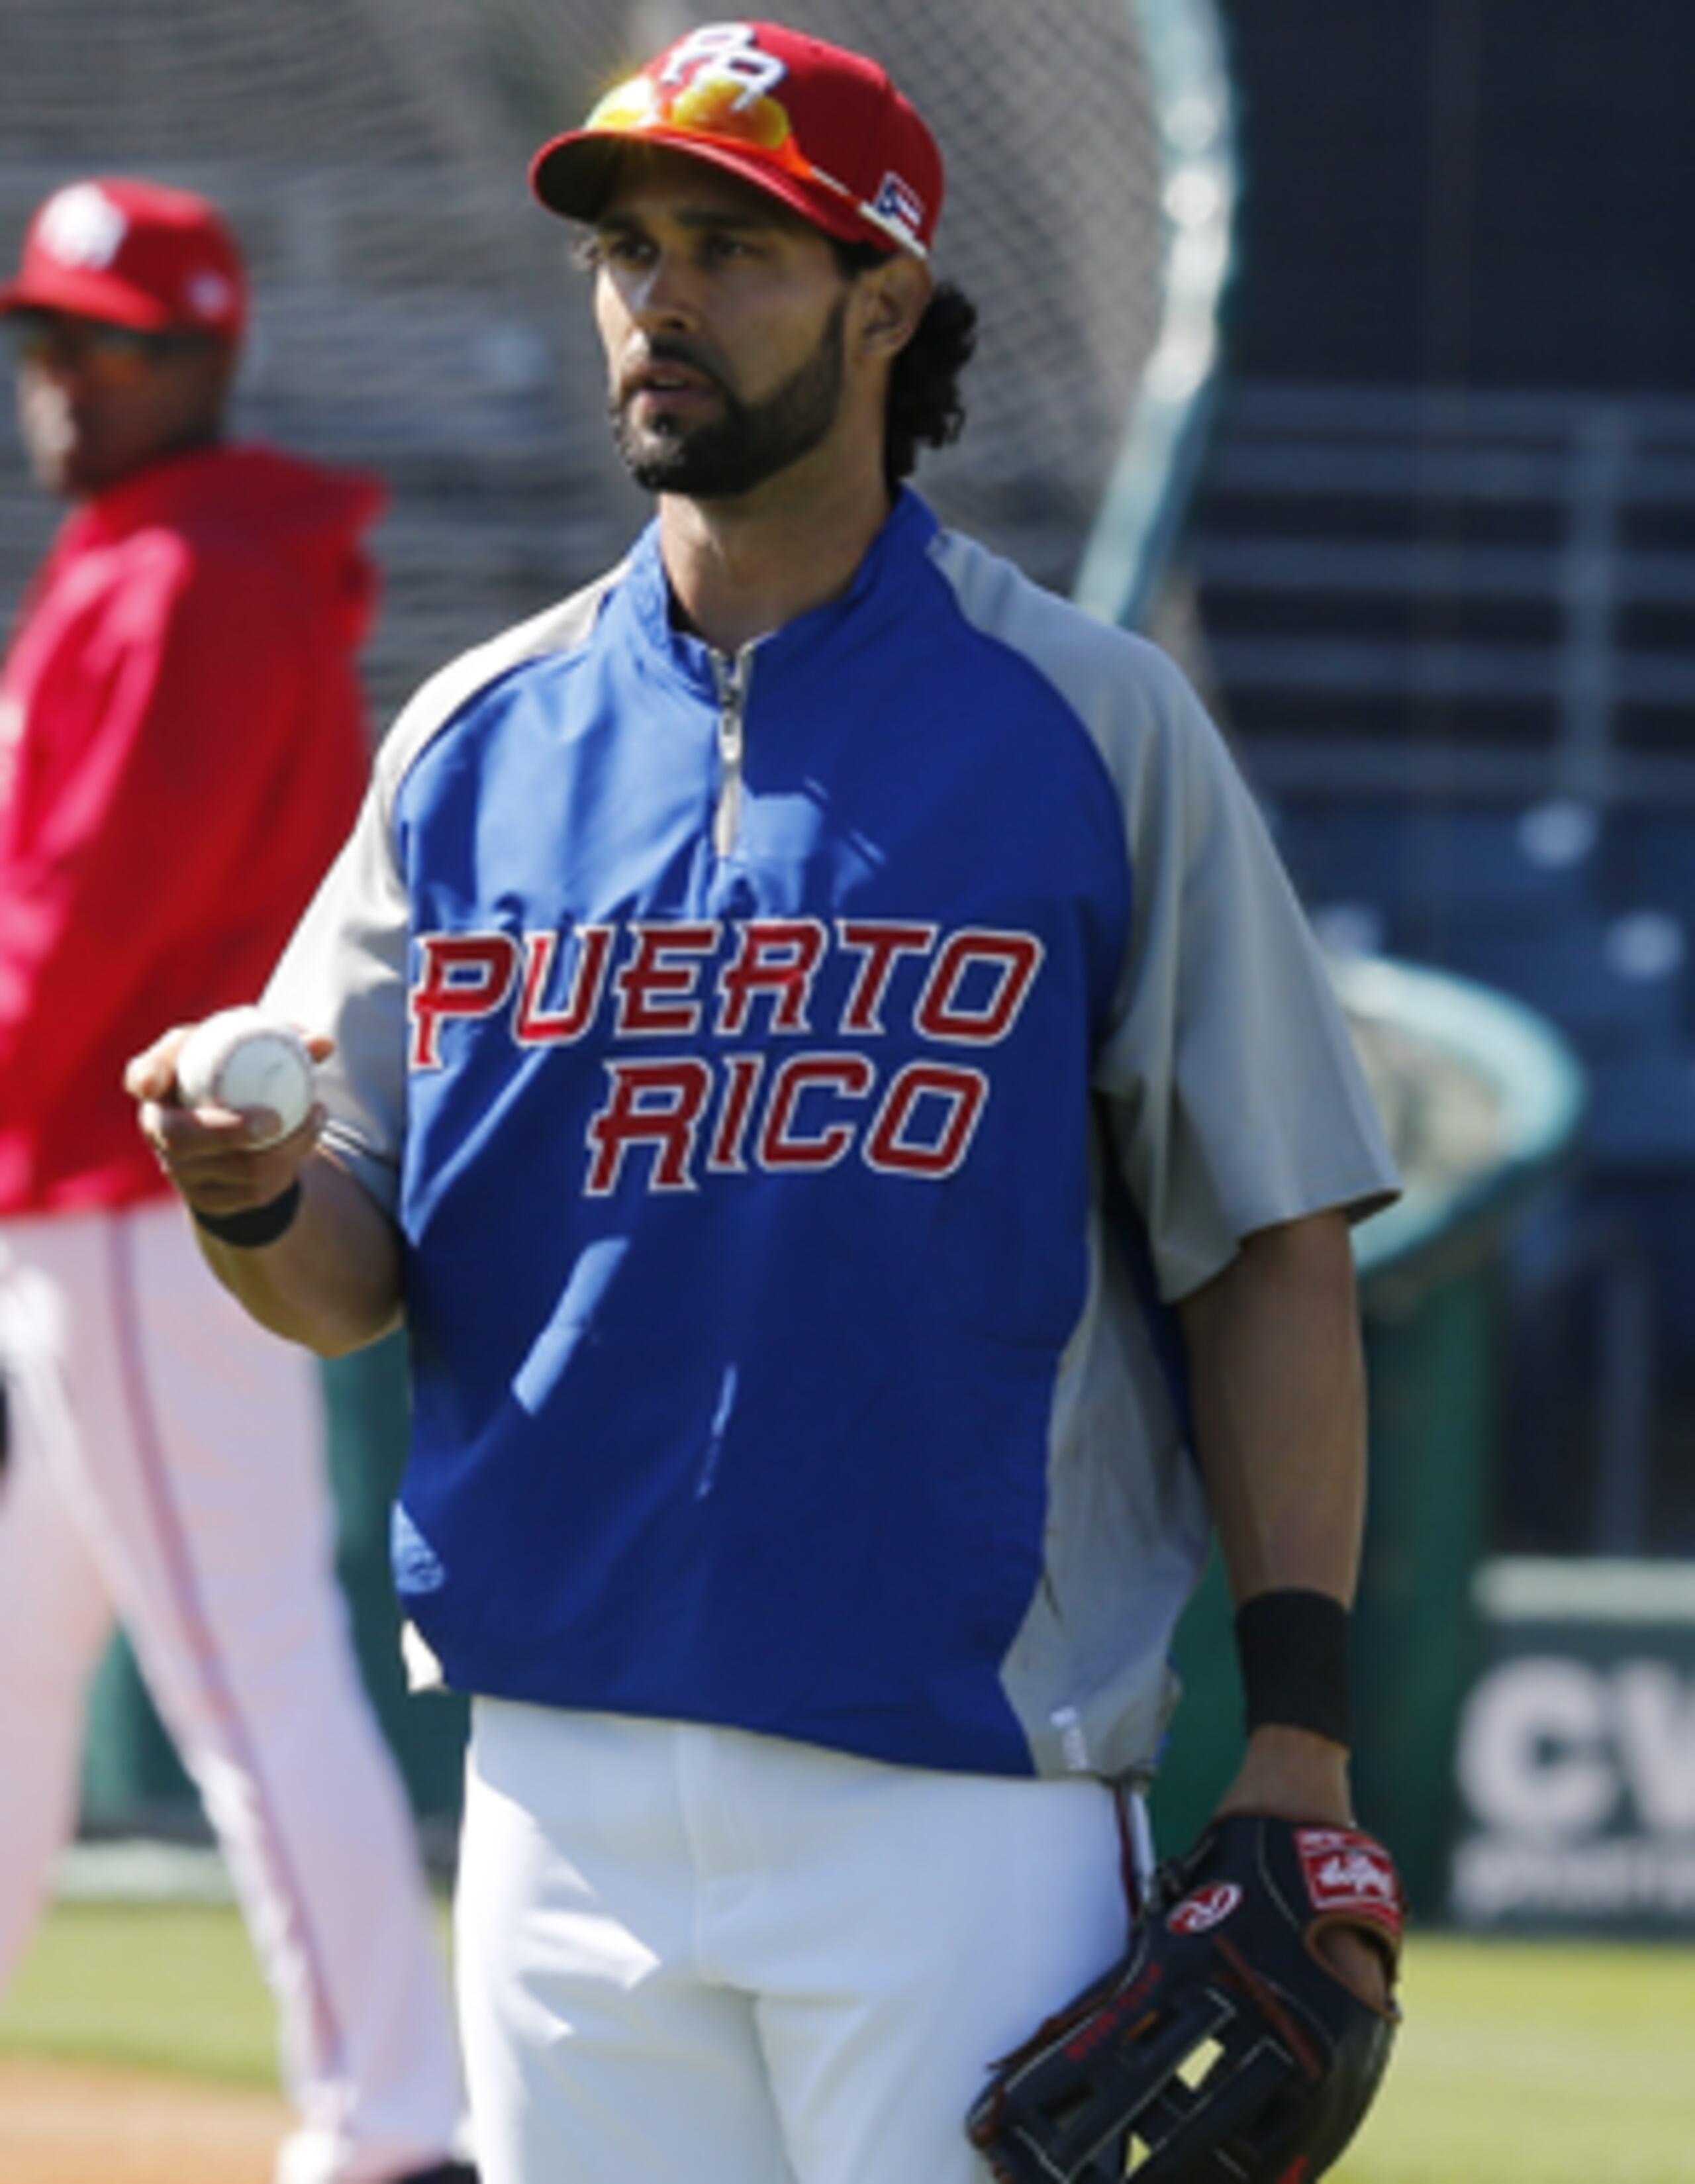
[{"left": 0, "top": 0, "right": 1216, "bottom": 721}]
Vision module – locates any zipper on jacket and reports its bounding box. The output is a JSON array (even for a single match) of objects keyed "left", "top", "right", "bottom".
[{"left": 711, "top": 644, "right": 755, "bottom": 857}]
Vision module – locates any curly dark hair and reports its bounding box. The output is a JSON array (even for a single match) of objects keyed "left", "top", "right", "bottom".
[{"left": 832, "top": 240, "right": 978, "bottom": 490}]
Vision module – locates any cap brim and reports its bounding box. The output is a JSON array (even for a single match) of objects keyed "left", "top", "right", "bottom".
[
  {"left": 529, "top": 127, "right": 877, "bottom": 250},
  {"left": 0, "top": 263, "right": 175, "bottom": 330}
]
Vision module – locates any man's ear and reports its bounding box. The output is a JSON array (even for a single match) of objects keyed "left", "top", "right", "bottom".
[{"left": 853, "top": 253, "right": 934, "bottom": 362}]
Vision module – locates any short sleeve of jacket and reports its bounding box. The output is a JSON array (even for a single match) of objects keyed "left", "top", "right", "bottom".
[
  {"left": 930, "top": 532, "right": 1400, "bottom": 1301},
  {"left": 1092, "top": 643, "right": 1398, "bottom": 1297},
  {"left": 262, "top": 642, "right": 503, "bottom": 1216},
  {"left": 263, "top": 585, "right": 618, "bottom": 1217},
  {"left": 265, "top": 762, "right": 411, "bottom": 1213}
]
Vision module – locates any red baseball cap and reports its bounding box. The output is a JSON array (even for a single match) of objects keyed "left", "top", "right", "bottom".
[
  {"left": 0, "top": 177, "right": 246, "bottom": 341},
  {"left": 530, "top": 21, "right": 943, "bottom": 260}
]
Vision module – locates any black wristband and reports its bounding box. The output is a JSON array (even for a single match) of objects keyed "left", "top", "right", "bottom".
[
  {"left": 1234, "top": 1587, "right": 1353, "bottom": 1748},
  {"left": 191, "top": 1179, "right": 302, "bottom": 1248}
]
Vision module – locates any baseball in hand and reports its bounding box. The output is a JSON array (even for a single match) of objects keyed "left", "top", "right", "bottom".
[{"left": 175, "top": 1008, "right": 316, "bottom": 1146}]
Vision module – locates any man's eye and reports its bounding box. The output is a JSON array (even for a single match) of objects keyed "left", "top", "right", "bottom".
[
  {"left": 701, "top": 234, "right": 753, "bottom": 263},
  {"left": 585, "top": 234, "right": 651, "bottom": 268}
]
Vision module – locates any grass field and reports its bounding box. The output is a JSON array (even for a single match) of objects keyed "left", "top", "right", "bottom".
[{"left": 3, "top": 1903, "right": 1692, "bottom": 2181}]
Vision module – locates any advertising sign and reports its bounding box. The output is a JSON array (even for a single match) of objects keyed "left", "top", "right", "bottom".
[{"left": 1448, "top": 1559, "right": 1695, "bottom": 1933}]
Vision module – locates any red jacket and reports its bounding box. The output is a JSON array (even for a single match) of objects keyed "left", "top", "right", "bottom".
[{"left": 0, "top": 442, "right": 382, "bottom": 1215}]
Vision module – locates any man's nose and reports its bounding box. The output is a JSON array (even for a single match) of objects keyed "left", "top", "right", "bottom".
[{"left": 627, "top": 250, "right": 701, "bottom": 330}]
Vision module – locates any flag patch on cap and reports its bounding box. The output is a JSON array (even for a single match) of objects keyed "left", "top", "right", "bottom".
[{"left": 873, "top": 172, "right": 926, "bottom": 244}]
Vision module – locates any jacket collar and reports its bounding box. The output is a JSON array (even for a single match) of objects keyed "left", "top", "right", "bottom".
[{"left": 624, "top": 488, "right": 939, "bottom": 689}]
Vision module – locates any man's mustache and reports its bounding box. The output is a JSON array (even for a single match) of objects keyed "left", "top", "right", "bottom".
[{"left": 616, "top": 338, "right": 730, "bottom": 405}]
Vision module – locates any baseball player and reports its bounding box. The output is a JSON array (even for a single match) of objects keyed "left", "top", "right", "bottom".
[
  {"left": 132, "top": 26, "right": 1404, "bottom": 2184},
  {"left": 0, "top": 180, "right": 474, "bottom": 2184}
]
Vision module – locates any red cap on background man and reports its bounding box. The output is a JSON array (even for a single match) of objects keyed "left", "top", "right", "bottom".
[
  {"left": 0, "top": 177, "right": 247, "bottom": 342},
  {"left": 530, "top": 20, "right": 944, "bottom": 260}
]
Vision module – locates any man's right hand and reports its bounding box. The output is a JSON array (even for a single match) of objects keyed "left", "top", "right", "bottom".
[
  {"left": 123, "top": 1023, "right": 404, "bottom": 1357},
  {"left": 124, "top": 1022, "right": 332, "bottom": 1224}
]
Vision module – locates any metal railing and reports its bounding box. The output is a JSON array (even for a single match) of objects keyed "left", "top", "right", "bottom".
[{"left": 1190, "top": 381, "right": 1695, "bottom": 805}]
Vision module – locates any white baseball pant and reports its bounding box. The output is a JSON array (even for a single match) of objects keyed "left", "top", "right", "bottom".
[
  {"left": 456, "top": 1701, "right": 1134, "bottom": 2184},
  {"left": 0, "top": 1200, "right": 467, "bottom": 2184}
]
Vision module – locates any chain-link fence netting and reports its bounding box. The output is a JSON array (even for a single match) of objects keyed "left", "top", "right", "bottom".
[{"left": 1, "top": 0, "right": 1167, "bottom": 719}]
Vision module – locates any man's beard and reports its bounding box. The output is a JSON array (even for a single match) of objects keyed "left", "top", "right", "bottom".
[{"left": 611, "top": 296, "right": 848, "bottom": 499}]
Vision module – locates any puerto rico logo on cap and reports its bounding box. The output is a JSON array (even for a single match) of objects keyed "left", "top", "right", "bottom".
[
  {"left": 873, "top": 172, "right": 926, "bottom": 245},
  {"left": 37, "top": 183, "right": 128, "bottom": 270},
  {"left": 590, "top": 24, "right": 793, "bottom": 152},
  {"left": 657, "top": 22, "right": 789, "bottom": 105}
]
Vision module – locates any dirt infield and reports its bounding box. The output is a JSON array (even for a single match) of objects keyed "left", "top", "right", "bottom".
[{"left": 0, "top": 2055, "right": 289, "bottom": 2183}]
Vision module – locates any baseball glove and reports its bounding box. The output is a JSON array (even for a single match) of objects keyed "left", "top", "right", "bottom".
[{"left": 965, "top": 1814, "right": 1404, "bottom": 2184}]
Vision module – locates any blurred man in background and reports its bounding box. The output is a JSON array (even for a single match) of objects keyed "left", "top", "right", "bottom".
[{"left": 0, "top": 177, "right": 473, "bottom": 2184}]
